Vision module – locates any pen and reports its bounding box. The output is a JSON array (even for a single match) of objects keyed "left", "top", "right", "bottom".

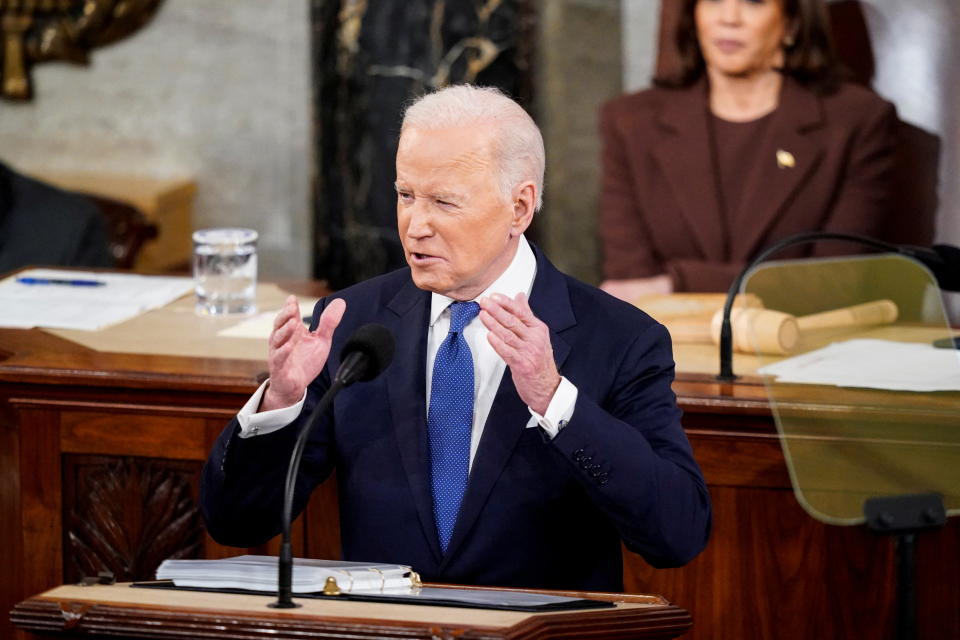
[{"left": 16, "top": 277, "right": 106, "bottom": 287}]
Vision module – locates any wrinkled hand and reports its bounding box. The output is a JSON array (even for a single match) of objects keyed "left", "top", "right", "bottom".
[
  {"left": 261, "top": 295, "right": 346, "bottom": 411},
  {"left": 478, "top": 292, "right": 559, "bottom": 415}
]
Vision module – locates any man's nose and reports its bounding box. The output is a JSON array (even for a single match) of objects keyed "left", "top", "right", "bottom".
[{"left": 404, "top": 202, "right": 434, "bottom": 238}]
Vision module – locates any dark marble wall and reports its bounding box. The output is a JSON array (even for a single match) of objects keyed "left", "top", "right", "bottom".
[{"left": 310, "top": 0, "right": 536, "bottom": 288}]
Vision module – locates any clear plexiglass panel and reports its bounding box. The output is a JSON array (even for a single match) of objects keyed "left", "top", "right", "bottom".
[{"left": 741, "top": 254, "right": 960, "bottom": 525}]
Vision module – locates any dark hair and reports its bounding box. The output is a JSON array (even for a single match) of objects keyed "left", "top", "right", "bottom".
[{"left": 654, "top": 0, "right": 842, "bottom": 93}]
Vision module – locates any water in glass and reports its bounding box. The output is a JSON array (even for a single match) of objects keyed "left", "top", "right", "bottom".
[{"left": 193, "top": 228, "right": 258, "bottom": 315}]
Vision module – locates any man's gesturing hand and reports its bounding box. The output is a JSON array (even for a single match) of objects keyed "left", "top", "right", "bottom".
[
  {"left": 478, "top": 292, "right": 560, "bottom": 415},
  {"left": 261, "top": 295, "right": 346, "bottom": 412}
]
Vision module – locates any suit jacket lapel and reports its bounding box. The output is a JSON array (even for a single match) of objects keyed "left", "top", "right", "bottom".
[
  {"left": 440, "top": 247, "right": 574, "bottom": 570},
  {"left": 733, "top": 78, "right": 824, "bottom": 258},
  {"left": 384, "top": 278, "right": 443, "bottom": 563},
  {"left": 650, "top": 79, "right": 726, "bottom": 260}
]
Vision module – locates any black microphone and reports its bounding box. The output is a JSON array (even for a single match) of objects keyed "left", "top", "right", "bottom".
[
  {"left": 270, "top": 323, "right": 394, "bottom": 609},
  {"left": 717, "top": 232, "right": 960, "bottom": 381},
  {"left": 335, "top": 323, "right": 396, "bottom": 386}
]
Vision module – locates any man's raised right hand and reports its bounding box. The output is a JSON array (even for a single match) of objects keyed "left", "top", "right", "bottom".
[{"left": 260, "top": 295, "right": 346, "bottom": 412}]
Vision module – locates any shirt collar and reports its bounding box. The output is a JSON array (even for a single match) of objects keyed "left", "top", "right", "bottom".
[{"left": 429, "top": 235, "right": 537, "bottom": 327}]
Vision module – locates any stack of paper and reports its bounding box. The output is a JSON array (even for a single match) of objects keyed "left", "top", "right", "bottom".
[
  {"left": 758, "top": 339, "right": 960, "bottom": 392},
  {"left": 156, "top": 555, "right": 413, "bottom": 594},
  {"left": 0, "top": 269, "right": 194, "bottom": 330}
]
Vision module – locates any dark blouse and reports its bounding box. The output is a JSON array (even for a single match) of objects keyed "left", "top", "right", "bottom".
[{"left": 708, "top": 112, "right": 774, "bottom": 261}]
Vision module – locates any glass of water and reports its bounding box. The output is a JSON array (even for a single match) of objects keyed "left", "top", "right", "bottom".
[{"left": 192, "top": 228, "right": 258, "bottom": 315}]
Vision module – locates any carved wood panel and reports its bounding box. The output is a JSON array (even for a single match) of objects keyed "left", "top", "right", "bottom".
[
  {"left": 61, "top": 455, "right": 203, "bottom": 584},
  {"left": 0, "top": 0, "right": 166, "bottom": 100}
]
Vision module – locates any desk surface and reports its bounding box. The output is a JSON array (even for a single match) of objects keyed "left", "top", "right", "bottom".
[
  {"left": 0, "top": 281, "right": 323, "bottom": 392},
  {"left": 0, "top": 281, "right": 765, "bottom": 394},
  {"left": 11, "top": 583, "right": 692, "bottom": 639},
  {"left": 3, "top": 283, "right": 954, "bottom": 416}
]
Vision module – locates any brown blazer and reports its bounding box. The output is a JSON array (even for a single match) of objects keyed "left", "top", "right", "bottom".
[{"left": 598, "top": 77, "right": 897, "bottom": 292}]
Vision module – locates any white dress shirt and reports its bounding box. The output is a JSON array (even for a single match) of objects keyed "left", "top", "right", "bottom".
[{"left": 237, "top": 235, "right": 578, "bottom": 466}]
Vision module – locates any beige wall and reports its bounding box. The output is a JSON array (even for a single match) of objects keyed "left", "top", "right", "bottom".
[{"left": 0, "top": 0, "right": 312, "bottom": 279}]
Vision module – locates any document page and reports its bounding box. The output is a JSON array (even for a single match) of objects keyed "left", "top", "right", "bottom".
[
  {"left": 759, "top": 338, "right": 960, "bottom": 391},
  {"left": 0, "top": 269, "right": 194, "bottom": 330}
]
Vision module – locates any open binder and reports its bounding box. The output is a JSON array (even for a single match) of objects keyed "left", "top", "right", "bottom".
[{"left": 137, "top": 555, "right": 612, "bottom": 613}]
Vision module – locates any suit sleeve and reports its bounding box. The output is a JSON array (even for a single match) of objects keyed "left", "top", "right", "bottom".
[
  {"left": 550, "top": 321, "right": 712, "bottom": 568},
  {"left": 598, "top": 100, "right": 666, "bottom": 280},
  {"left": 69, "top": 199, "right": 115, "bottom": 268},
  {"left": 200, "top": 299, "right": 338, "bottom": 548}
]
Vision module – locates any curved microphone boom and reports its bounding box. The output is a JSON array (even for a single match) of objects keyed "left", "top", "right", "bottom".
[{"left": 270, "top": 323, "right": 394, "bottom": 609}]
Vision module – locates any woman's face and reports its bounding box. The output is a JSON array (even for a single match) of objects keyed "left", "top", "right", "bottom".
[{"left": 695, "top": 0, "right": 790, "bottom": 79}]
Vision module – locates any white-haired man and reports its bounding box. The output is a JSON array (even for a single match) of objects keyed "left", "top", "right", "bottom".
[{"left": 202, "top": 85, "right": 711, "bottom": 591}]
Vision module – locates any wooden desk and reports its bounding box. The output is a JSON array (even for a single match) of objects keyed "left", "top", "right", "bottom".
[
  {"left": 11, "top": 583, "right": 691, "bottom": 639},
  {"left": 2, "top": 287, "right": 958, "bottom": 640}
]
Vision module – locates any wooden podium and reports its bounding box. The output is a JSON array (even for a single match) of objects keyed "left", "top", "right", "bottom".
[{"left": 11, "top": 583, "right": 692, "bottom": 639}]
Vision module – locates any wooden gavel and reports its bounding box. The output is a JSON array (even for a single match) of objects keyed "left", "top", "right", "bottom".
[{"left": 708, "top": 299, "right": 899, "bottom": 355}]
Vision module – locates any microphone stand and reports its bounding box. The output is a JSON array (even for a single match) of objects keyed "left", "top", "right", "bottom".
[
  {"left": 268, "top": 336, "right": 384, "bottom": 609},
  {"left": 269, "top": 378, "right": 344, "bottom": 609}
]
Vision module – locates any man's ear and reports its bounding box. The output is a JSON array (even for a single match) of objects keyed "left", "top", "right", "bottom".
[{"left": 510, "top": 181, "right": 537, "bottom": 237}]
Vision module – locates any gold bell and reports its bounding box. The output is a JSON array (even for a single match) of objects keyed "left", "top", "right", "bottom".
[{"left": 322, "top": 576, "right": 342, "bottom": 596}]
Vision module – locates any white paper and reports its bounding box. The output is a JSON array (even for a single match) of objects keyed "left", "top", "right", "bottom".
[
  {"left": 217, "top": 299, "right": 317, "bottom": 339},
  {"left": 758, "top": 339, "right": 960, "bottom": 392},
  {"left": 0, "top": 269, "right": 194, "bottom": 330}
]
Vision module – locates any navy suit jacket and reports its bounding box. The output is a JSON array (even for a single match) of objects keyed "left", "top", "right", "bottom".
[
  {"left": 201, "top": 246, "right": 711, "bottom": 591},
  {"left": 0, "top": 162, "right": 113, "bottom": 273}
]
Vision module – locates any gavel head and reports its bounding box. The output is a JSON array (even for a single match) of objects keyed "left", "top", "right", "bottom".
[{"left": 710, "top": 307, "right": 799, "bottom": 355}]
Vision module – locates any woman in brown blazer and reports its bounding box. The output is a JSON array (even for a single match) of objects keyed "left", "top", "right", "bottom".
[{"left": 599, "top": 0, "right": 897, "bottom": 296}]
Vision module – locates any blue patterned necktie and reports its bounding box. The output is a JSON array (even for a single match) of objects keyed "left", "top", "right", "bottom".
[{"left": 428, "top": 300, "right": 481, "bottom": 553}]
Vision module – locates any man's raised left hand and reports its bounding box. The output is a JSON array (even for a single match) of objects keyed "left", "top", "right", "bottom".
[{"left": 478, "top": 292, "right": 560, "bottom": 415}]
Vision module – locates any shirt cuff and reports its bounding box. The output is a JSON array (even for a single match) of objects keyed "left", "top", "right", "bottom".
[
  {"left": 236, "top": 379, "right": 306, "bottom": 439},
  {"left": 528, "top": 376, "right": 578, "bottom": 439}
]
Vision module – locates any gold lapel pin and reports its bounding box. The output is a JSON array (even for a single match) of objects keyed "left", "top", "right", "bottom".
[{"left": 776, "top": 149, "right": 796, "bottom": 169}]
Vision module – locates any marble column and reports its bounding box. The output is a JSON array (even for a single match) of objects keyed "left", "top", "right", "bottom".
[
  {"left": 310, "top": 0, "right": 536, "bottom": 288},
  {"left": 535, "top": 0, "right": 622, "bottom": 284}
]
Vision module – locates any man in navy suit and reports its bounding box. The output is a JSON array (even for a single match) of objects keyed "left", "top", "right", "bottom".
[{"left": 201, "top": 85, "right": 711, "bottom": 592}]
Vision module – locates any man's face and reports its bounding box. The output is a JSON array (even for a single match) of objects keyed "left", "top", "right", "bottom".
[{"left": 395, "top": 124, "right": 528, "bottom": 301}]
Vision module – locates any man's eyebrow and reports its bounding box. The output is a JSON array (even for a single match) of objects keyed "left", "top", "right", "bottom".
[
  {"left": 393, "top": 183, "right": 463, "bottom": 202},
  {"left": 430, "top": 190, "right": 463, "bottom": 202}
]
